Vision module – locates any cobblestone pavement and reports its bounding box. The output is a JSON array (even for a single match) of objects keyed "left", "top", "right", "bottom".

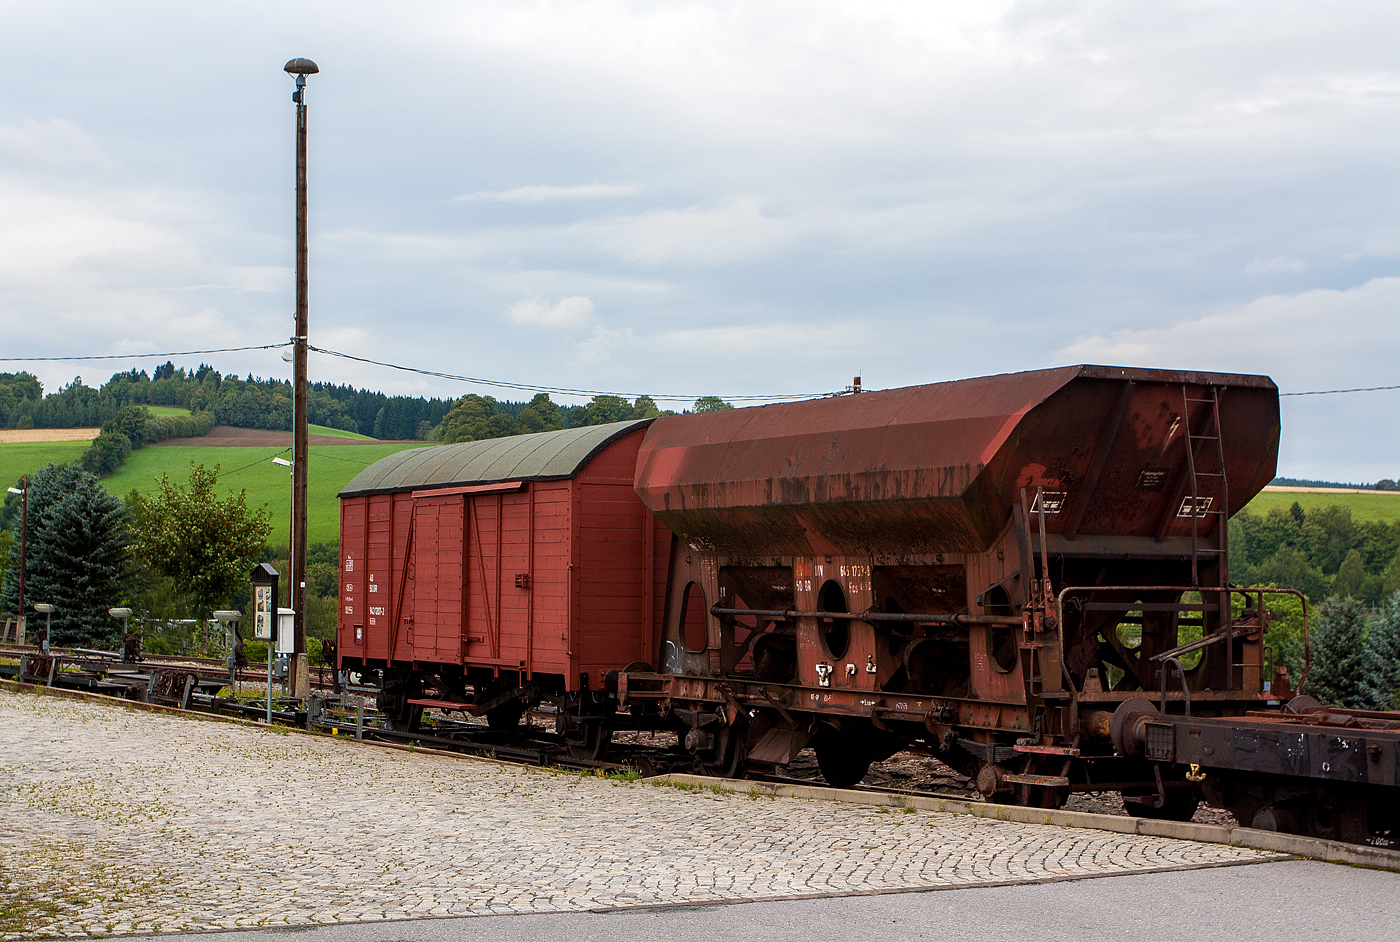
[{"left": 0, "top": 689, "right": 1281, "bottom": 938}]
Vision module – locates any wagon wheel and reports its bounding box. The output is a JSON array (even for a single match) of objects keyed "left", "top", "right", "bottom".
[
  {"left": 696, "top": 719, "right": 749, "bottom": 779},
  {"left": 1130, "top": 785, "right": 1200, "bottom": 822},
  {"left": 485, "top": 700, "right": 527, "bottom": 732},
  {"left": 566, "top": 722, "right": 612, "bottom": 761},
  {"left": 814, "top": 729, "right": 872, "bottom": 789}
]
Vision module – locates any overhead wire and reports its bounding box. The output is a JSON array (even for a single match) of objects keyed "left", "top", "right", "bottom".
[
  {"left": 0, "top": 341, "right": 1392, "bottom": 400},
  {"left": 0, "top": 344, "right": 290, "bottom": 362},
  {"left": 1279, "top": 384, "right": 1400, "bottom": 396},
  {"left": 305, "top": 345, "right": 832, "bottom": 402}
]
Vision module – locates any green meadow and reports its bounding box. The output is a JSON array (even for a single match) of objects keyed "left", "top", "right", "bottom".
[
  {"left": 102, "top": 441, "right": 429, "bottom": 546},
  {"left": 1242, "top": 489, "right": 1400, "bottom": 523},
  {"left": 0, "top": 441, "right": 93, "bottom": 491}
]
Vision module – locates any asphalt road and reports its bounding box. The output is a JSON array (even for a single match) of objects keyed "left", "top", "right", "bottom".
[{"left": 141, "top": 858, "right": 1396, "bottom": 942}]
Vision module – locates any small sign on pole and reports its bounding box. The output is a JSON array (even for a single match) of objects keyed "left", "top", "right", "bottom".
[{"left": 249, "top": 563, "right": 280, "bottom": 723}]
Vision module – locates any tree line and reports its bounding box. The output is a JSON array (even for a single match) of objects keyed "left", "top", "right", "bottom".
[
  {"left": 1225, "top": 501, "right": 1400, "bottom": 709},
  {"left": 1229, "top": 502, "right": 1400, "bottom": 607},
  {"left": 430, "top": 392, "right": 733, "bottom": 444},
  {"left": 0, "top": 366, "right": 454, "bottom": 441},
  {"left": 0, "top": 366, "right": 736, "bottom": 444}
]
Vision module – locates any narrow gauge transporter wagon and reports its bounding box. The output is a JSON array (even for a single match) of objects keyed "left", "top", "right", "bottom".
[
  {"left": 620, "top": 365, "right": 1398, "bottom": 843},
  {"left": 336, "top": 420, "right": 670, "bottom": 756}
]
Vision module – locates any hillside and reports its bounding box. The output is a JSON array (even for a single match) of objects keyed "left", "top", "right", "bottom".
[
  {"left": 1243, "top": 489, "right": 1400, "bottom": 523},
  {"left": 101, "top": 439, "right": 428, "bottom": 546}
]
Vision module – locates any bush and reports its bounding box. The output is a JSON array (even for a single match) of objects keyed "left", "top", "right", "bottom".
[
  {"left": 144, "top": 410, "right": 216, "bottom": 443},
  {"left": 79, "top": 431, "right": 132, "bottom": 476}
]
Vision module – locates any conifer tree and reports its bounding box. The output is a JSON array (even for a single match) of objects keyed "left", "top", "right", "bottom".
[
  {"left": 1305, "top": 596, "right": 1373, "bottom": 708},
  {"left": 1, "top": 463, "right": 132, "bottom": 649},
  {"left": 1363, "top": 591, "right": 1400, "bottom": 710}
]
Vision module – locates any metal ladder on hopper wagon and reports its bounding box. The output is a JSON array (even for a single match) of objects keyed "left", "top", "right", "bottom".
[
  {"left": 1176, "top": 385, "right": 1243, "bottom": 692},
  {"left": 1180, "top": 385, "right": 1229, "bottom": 591}
]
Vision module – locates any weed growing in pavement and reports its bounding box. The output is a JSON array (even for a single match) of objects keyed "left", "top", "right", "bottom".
[{"left": 650, "top": 778, "right": 703, "bottom": 792}]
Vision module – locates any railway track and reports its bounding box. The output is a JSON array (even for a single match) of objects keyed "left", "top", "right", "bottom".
[{"left": 2, "top": 645, "right": 1391, "bottom": 846}]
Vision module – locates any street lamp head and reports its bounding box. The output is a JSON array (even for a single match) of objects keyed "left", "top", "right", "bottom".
[
  {"left": 33, "top": 603, "right": 55, "bottom": 613},
  {"left": 272, "top": 457, "right": 293, "bottom": 467},
  {"left": 284, "top": 58, "right": 319, "bottom": 76},
  {"left": 6, "top": 487, "right": 21, "bottom": 495},
  {"left": 213, "top": 610, "right": 243, "bottom": 624},
  {"left": 108, "top": 607, "right": 133, "bottom": 618}
]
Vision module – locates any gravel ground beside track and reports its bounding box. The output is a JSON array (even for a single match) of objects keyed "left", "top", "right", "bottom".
[{"left": 0, "top": 689, "right": 1281, "bottom": 939}]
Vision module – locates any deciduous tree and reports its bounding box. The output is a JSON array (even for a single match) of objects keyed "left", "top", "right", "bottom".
[{"left": 127, "top": 463, "right": 270, "bottom": 624}]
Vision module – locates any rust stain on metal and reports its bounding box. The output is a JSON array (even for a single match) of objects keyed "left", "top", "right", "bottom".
[{"left": 634, "top": 365, "right": 1279, "bottom": 557}]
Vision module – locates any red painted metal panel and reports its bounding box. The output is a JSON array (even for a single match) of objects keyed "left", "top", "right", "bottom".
[
  {"left": 571, "top": 426, "right": 655, "bottom": 686},
  {"left": 412, "top": 495, "right": 465, "bottom": 665},
  {"left": 337, "top": 497, "right": 365, "bottom": 660},
  {"left": 363, "top": 493, "right": 396, "bottom": 661}
]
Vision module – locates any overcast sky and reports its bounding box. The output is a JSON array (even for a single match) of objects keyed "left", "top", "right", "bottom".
[{"left": 1, "top": 1, "right": 1396, "bottom": 480}]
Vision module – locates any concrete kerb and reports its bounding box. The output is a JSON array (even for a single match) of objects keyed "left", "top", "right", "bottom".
[
  {"left": 652, "top": 773, "right": 1400, "bottom": 873},
  {"left": 6, "top": 679, "right": 1395, "bottom": 874}
]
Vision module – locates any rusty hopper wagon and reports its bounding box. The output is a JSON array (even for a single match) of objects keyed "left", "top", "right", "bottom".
[{"left": 621, "top": 365, "right": 1397, "bottom": 843}]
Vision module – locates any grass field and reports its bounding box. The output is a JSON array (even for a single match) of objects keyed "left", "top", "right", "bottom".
[
  {"left": 307, "top": 424, "right": 375, "bottom": 441},
  {"left": 0, "top": 442, "right": 93, "bottom": 490},
  {"left": 102, "top": 441, "right": 429, "bottom": 546},
  {"left": 145, "top": 405, "right": 192, "bottom": 417},
  {"left": 1242, "top": 490, "right": 1400, "bottom": 523}
]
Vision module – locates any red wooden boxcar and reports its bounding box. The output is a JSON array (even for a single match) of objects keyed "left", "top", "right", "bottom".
[{"left": 337, "top": 419, "right": 671, "bottom": 733}]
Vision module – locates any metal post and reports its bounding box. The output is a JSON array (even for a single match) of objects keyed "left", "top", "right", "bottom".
[
  {"left": 18, "top": 478, "right": 25, "bottom": 639},
  {"left": 267, "top": 637, "right": 274, "bottom": 724},
  {"left": 6, "top": 478, "right": 26, "bottom": 644},
  {"left": 284, "top": 58, "right": 317, "bottom": 702}
]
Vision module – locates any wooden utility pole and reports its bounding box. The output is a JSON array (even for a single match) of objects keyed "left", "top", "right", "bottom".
[{"left": 284, "top": 57, "right": 318, "bottom": 699}]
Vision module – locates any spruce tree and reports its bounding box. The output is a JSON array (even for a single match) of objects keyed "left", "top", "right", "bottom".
[
  {"left": 1363, "top": 591, "right": 1400, "bottom": 710},
  {"left": 1305, "top": 596, "right": 1373, "bottom": 709},
  {"left": 1, "top": 463, "right": 132, "bottom": 649}
]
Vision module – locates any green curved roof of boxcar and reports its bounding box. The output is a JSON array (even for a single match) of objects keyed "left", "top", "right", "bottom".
[{"left": 339, "top": 419, "right": 653, "bottom": 497}]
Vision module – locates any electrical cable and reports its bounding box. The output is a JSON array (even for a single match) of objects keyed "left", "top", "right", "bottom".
[
  {"left": 1279, "top": 384, "right": 1400, "bottom": 396},
  {"left": 306, "top": 344, "right": 830, "bottom": 402},
  {"left": 2, "top": 340, "right": 1392, "bottom": 400},
  {"left": 0, "top": 344, "right": 290, "bottom": 362},
  {"left": 217, "top": 447, "right": 292, "bottom": 478}
]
